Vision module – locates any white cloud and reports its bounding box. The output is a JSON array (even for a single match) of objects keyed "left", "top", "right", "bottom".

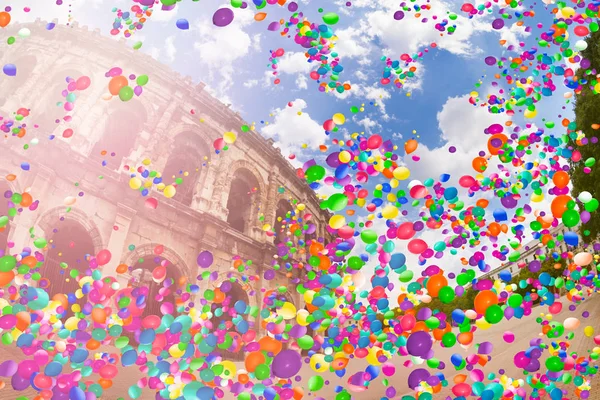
[
  {"left": 165, "top": 36, "right": 177, "bottom": 62},
  {"left": 403, "top": 92, "right": 508, "bottom": 182},
  {"left": 500, "top": 23, "right": 531, "bottom": 49},
  {"left": 334, "top": 25, "right": 372, "bottom": 63},
  {"left": 364, "top": 0, "right": 487, "bottom": 57},
  {"left": 277, "top": 52, "right": 312, "bottom": 75},
  {"left": 151, "top": 7, "right": 178, "bottom": 23},
  {"left": 261, "top": 99, "right": 324, "bottom": 156},
  {"left": 295, "top": 74, "right": 308, "bottom": 90},
  {"left": 243, "top": 79, "right": 259, "bottom": 88},
  {"left": 193, "top": 8, "right": 258, "bottom": 99},
  {"left": 356, "top": 116, "right": 380, "bottom": 133}
]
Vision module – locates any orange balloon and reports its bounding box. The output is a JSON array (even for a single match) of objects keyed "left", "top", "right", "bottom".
[
  {"left": 0, "top": 271, "right": 14, "bottom": 287},
  {"left": 108, "top": 76, "right": 128, "bottom": 96},
  {"left": 259, "top": 336, "right": 282, "bottom": 354},
  {"left": 254, "top": 12, "right": 267, "bottom": 21},
  {"left": 309, "top": 242, "right": 324, "bottom": 256},
  {"left": 21, "top": 255, "right": 38, "bottom": 268},
  {"left": 457, "top": 332, "right": 473, "bottom": 345},
  {"left": 472, "top": 157, "right": 488, "bottom": 172},
  {"left": 52, "top": 293, "right": 69, "bottom": 309},
  {"left": 488, "top": 222, "right": 501, "bottom": 237},
  {"left": 551, "top": 195, "right": 572, "bottom": 218},
  {"left": 405, "top": 139, "right": 418, "bottom": 154},
  {"left": 474, "top": 290, "right": 498, "bottom": 315},
  {"left": 86, "top": 339, "right": 101, "bottom": 350},
  {"left": 116, "top": 263, "right": 128, "bottom": 274},
  {"left": 293, "top": 387, "right": 304, "bottom": 400},
  {"left": 213, "top": 288, "right": 225, "bottom": 303},
  {"left": 426, "top": 274, "right": 448, "bottom": 297},
  {"left": 487, "top": 133, "right": 507, "bottom": 155},
  {"left": 238, "top": 374, "right": 249, "bottom": 384},
  {"left": 19, "top": 192, "right": 33, "bottom": 207},
  {"left": 0, "top": 12, "right": 10, "bottom": 28},
  {"left": 244, "top": 351, "right": 265, "bottom": 372},
  {"left": 552, "top": 171, "right": 570, "bottom": 188},
  {"left": 91, "top": 308, "right": 107, "bottom": 324},
  {"left": 15, "top": 311, "right": 31, "bottom": 331},
  {"left": 98, "top": 378, "right": 113, "bottom": 389}
]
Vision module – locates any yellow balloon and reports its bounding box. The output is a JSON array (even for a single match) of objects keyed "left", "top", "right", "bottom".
[
  {"left": 595, "top": 83, "right": 600, "bottom": 93},
  {"left": 338, "top": 150, "right": 351, "bottom": 163},
  {"left": 524, "top": 108, "right": 537, "bottom": 119},
  {"left": 169, "top": 344, "right": 185, "bottom": 358},
  {"left": 366, "top": 347, "right": 383, "bottom": 366},
  {"left": 223, "top": 131, "right": 237, "bottom": 144},
  {"left": 381, "top": 205, "right": 399, "bottom": 219},
  {"left": 297, "top": 203, "right": 306, "bottom": 211},
  {"left": 164, "top": 185, "right": 177, "bottom": 198},
  {"left": 332, "top": 113, "right": 346, "bottom": 125},
  {"left": 277, "top": 302, "right": 297, "bottom": 319},
  {"left": 585, "top": 326, "right": 595, "bottom": 337},
  {"left": 393, "top": 166, "right": 410, "bottom": 180},
  {"left": 561, "top": 6, "right": 575, "bottom": 18},
  {"left": 310, "top": 354, "right": 329, "bottom": 372},
  {"left": 329, "top": 214, "right": 346, "bottom": 229},
  {"left": 129, "top": 177, "right": 142, "bottom": 190},
  {"left": 296, "top": 309, "right": 309, "bottom": 326}
]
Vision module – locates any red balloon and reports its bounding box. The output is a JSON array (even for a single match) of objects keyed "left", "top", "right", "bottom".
[
  {"left": 397, "top": 222, "right": 416, "bottom": 240},
  {"left": 367, "top": 134, "right": 382, "bottom": 149},
  {"left": 407, "top": 239, "right": 428, "bottom": 254},
  {"left": 96, "top": 249, "right": 112, "bottom": 266}
]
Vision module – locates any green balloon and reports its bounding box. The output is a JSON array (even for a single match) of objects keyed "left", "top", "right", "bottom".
[
  {"left": 297, "top": 335, "right": 314, "bottom": 350},
  {"left": 545, "top": 356, "right": 564, "bottom": 372},
  {"left": 562, "top": 209, "right": 580, "bottom": 228},
  {"left": 322, "top": 12, "right": 340, "bottom": 25},
  {"left": 484, "top": 304, "right": 503, "bottom": 324},
  {"left": 119, "top": 86, "right": 134, "bottom": 102},
  {"left": 442, "top": 332, "right": 456, "bottom": 347},
  {"left": 308, "top": 375, "right": 324, "bottom": 391},
  {"left": 507, "top": 293, "right": 523, "bottom": 308},
  {"left": 585, "top": 198, "right": 599, "bottom": 212},
  {"left": 33, "top": 237, "right": 47, "bottom": 249},
  {"left": 327, "top": 193, "right": 348, "bottom": 211},
  {"left": 305, "top": 165, "right": 326, "bottom": 183},
  {"left": 347, "top": 256, "right": 364, "bottom": 270},
  {"left": 360, "top": 229, "right": 377, "bottom": 244},
  {"left": 254, "top": 364, "right": 270, "bottom": 380},
  {"left": 161, "top": 0, "right": 177, "bottom": 5},
  {"left": 11, "top": 193, "right": 22, "bottom": 204},
  {"left": 438, "top": 286, "right": 455, "bottom": 304},
  {"left": 0, "top": 216, "right": 8, "bottom": 228},
  {"left": 136, "top": 74, "right": 149, "bottom": 86},
  {"left": 0, "top": 255, "right": 16, "bottom": 272}
]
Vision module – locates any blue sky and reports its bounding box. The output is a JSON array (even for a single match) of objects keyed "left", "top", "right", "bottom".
[{"left": 8, "top": 0, "right": 578, "bottom": 285}]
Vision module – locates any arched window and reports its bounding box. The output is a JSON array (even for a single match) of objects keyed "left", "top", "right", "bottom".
[
  {"left": 129, "top": 256, "right": 181, "bottom": 320},
  {"left": 0, "top": 183, "right": 12, "bottom": 254},
  {"left": 212, "top": 281, "right": 249, "bottom": 361},
  {"left": 92, "top": 101, "right": 147, "bottom": 171},
  {"left": 0, "top": 55, "right": 37, "bottom": 108},
  {"left": 226, "top": 169, "right": 260, "bottom": 234},
  {"left": 274, "top": 199, "right": 293, "bottom": 245},
  {"left": 162, "top": 132, "right": 211, "bottom": 207},
  {"left": 44, "top": 220, "right": 95, "bottom": 316}
]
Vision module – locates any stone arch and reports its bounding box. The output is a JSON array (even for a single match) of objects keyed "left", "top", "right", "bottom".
[
  {"left": 162, "top": 128, "right": 212, "bottom": 207},
  {"left": 224, "top": 160, "right": 266, "bottom": 235},
  {"left": 122, "top": 243, "right": 190, "bottom": 279},
  {"left": 36, "top": 206, "right": 104, "bottom": 254},
  {"left": 273, "top": 198, "right": 294, "bottom": 245},
  {"left": 92, "top": 98, "right": 148, "bottom": 170}
]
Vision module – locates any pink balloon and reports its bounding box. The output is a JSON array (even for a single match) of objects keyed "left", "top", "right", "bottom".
[
  {"left": 67, "top": 81, "right": 77, "bottom": 92},
  {"left": 396, "top": 222, "right": 416, "bottom": 240},
  {"left": 96, "top": 249, "right": 112, "bottom": 266},
  {"left": 62, "top": 128, "right": 74, "bottom": 138},
  {"left": 76, "top": 76, "right": 91, "bottom": 90},
  {"left": 407, "top": 238, "right": 428, "bottom": 254},
  {"left": 64, "top": 102, "right": 74, "bottom": 111},
  {"left": 108, "top": 67, "right": 123, "bottom": 77},
  {"left": 152, "top": 266, "right": 166, "bottom": 282}
]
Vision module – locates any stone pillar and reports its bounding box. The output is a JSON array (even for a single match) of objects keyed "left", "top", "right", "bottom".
[
  {"left": 105, "top": 203, "right": 137, "bottom": 274},
  {"left": 209, "top": 153, "right": 232, "bottom": 220},
  {"left": 263, "top": 168, "right": 281, "bottom": 243}
]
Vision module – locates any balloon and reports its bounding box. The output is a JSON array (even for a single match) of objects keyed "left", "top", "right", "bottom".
[
  {"left": 426, "top": 274, "right": 447, "bottom": 297},
  {"left": 119, "top": 86, "right": 134, "bottom": 102},
  {"left": 213, "top": 8, "right": 234, "bottom": 27},
  {"left": 322, "top": 12, "right": 340, "bottom": 25},
  {"left": 96, "top": 249, "right": 112, "bottom": 266},
  {"left": 108, "top": 75, "right": 128, "bottom": 96},
  {"left": 76, "top": 76, "right": 91, "bottom": 90},
  {"left": 474, "top": 290, "right": 498, "bottom": 315},
  {"left": 0, "top": 12, "right": 10, "bottom": 28},
  {"left": 406, "top": 331, "right": 433, "bottom": 357},
  {"left": 164, "top": 185, "right": 177, "bottom": 198},
  {"left": 197, "top": 251, "right": 214, "bottom": 268},
  {"left": 552, "top": 171, "right": 569, "bottom": 188},
  {"left": 272, "top": 350, "right": 302, "bottom": 378},
  {"left": 307, "top": 375, "right": 324, "bottom": 391},
  {"left": 3, "top": 64, "right": 16, "bottom": 77},
  {"left": 405, "top": 139, "right": 418, "bottom": 154},
  {"left": 176, "top": 19, "right": 189, "bottom": 30},
  {"left": 550, "top": 195, "right": 571, "bottom": 218}
]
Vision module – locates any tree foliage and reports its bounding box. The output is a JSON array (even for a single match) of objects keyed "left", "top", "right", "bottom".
[{"left": 572, "top": 29, "right": 600, "bottom": 242}]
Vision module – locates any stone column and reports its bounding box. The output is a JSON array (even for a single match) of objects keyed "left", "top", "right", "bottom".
[
  {"left": 105, "top": 203, "right": 137, "bottom": 277},
  {"left": 263, "top": 168, "right": 281, "bottom": 243}
]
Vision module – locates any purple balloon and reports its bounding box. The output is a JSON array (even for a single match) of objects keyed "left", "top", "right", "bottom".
[
  {"left": 272, "top": 350, "right": 302, "bottom": 378},
  {"left": 485, "top": 56, "right": 497, "bottom": 66},
  {"left": 134, "top": 85, "right": 143, "bottom": 96},
  {"left": 288, "top": 2, "right": 298, "bottom": 11},
  {"left": 492, "top": 18, "right": 505, "bottom": 29},
  {"left": 213, "top": 8, "right": 235, "bottom": 27},
  {"left": 0, "top": 360, "right": 17, "bottom": 377},
  {"left": 3, "top": 64, "right": 16, "bottom": 77},
  {"left": 176, "top": 18, "right": 189, "bottom": 30},
  {"left": 407, "top": 368, "right": 430, "bottom": 389},
  {"left": 268, "top": 22, "right": 279, "bottom": 31},
  {"left": 394, "top": 10, "right": 405, "bottom": 20},
  {"left": 406, "top": 331, "right": 432, "bottom": 357},
  {"left": 11, "top": 373, "right": 30, "bottom": 391},
  {"left": 197, "top": 250, "right": 214, "bottom": 268}
]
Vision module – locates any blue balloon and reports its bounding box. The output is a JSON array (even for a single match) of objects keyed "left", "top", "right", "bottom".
[
  {"left": 44, "top": 361, "right": 63, "bottom": 377},
  {"left": 69, "top": 386, "right": 86, "bottom": 400},
  {"left": 122, "top": 349, "right": 138, "bottom": 367},
  {"left": 493, "top": 208, "right": 508, "bottom": 222},
  {"left": 452, "top": 309, "right": 465, "bottom": 324},
  {"left": 451, "top": 354, "right": 463, "bottom": 367},
  {"left": 139, "top": 329, "right": 156, "bottom": 345},
  {"left": 390, "top": 253, "right": 406, "bottom": 270},
  {"left": 564, "top": 231, "right": 579, "bottom": 246},
  {"left": 176, "top": 19, "right": 190, "bottom": 30}
]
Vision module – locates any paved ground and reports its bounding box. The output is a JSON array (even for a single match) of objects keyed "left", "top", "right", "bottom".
[{"left": 1, "top": 294, "right": 600, "bottom": 399}]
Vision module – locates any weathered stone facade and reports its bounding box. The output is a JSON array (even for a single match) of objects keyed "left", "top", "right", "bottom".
[{"left": 0, "top": 20, "right": 330, "bottom": 338}]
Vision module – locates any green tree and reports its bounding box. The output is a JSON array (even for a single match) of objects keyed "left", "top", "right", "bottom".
[{"left": 572, "top": 29, "right": 600, "bottom": 242}]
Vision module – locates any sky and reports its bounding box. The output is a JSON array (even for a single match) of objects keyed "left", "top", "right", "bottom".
[{"left": 5, "top": 0, "right": 578, "bottom": 293}]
